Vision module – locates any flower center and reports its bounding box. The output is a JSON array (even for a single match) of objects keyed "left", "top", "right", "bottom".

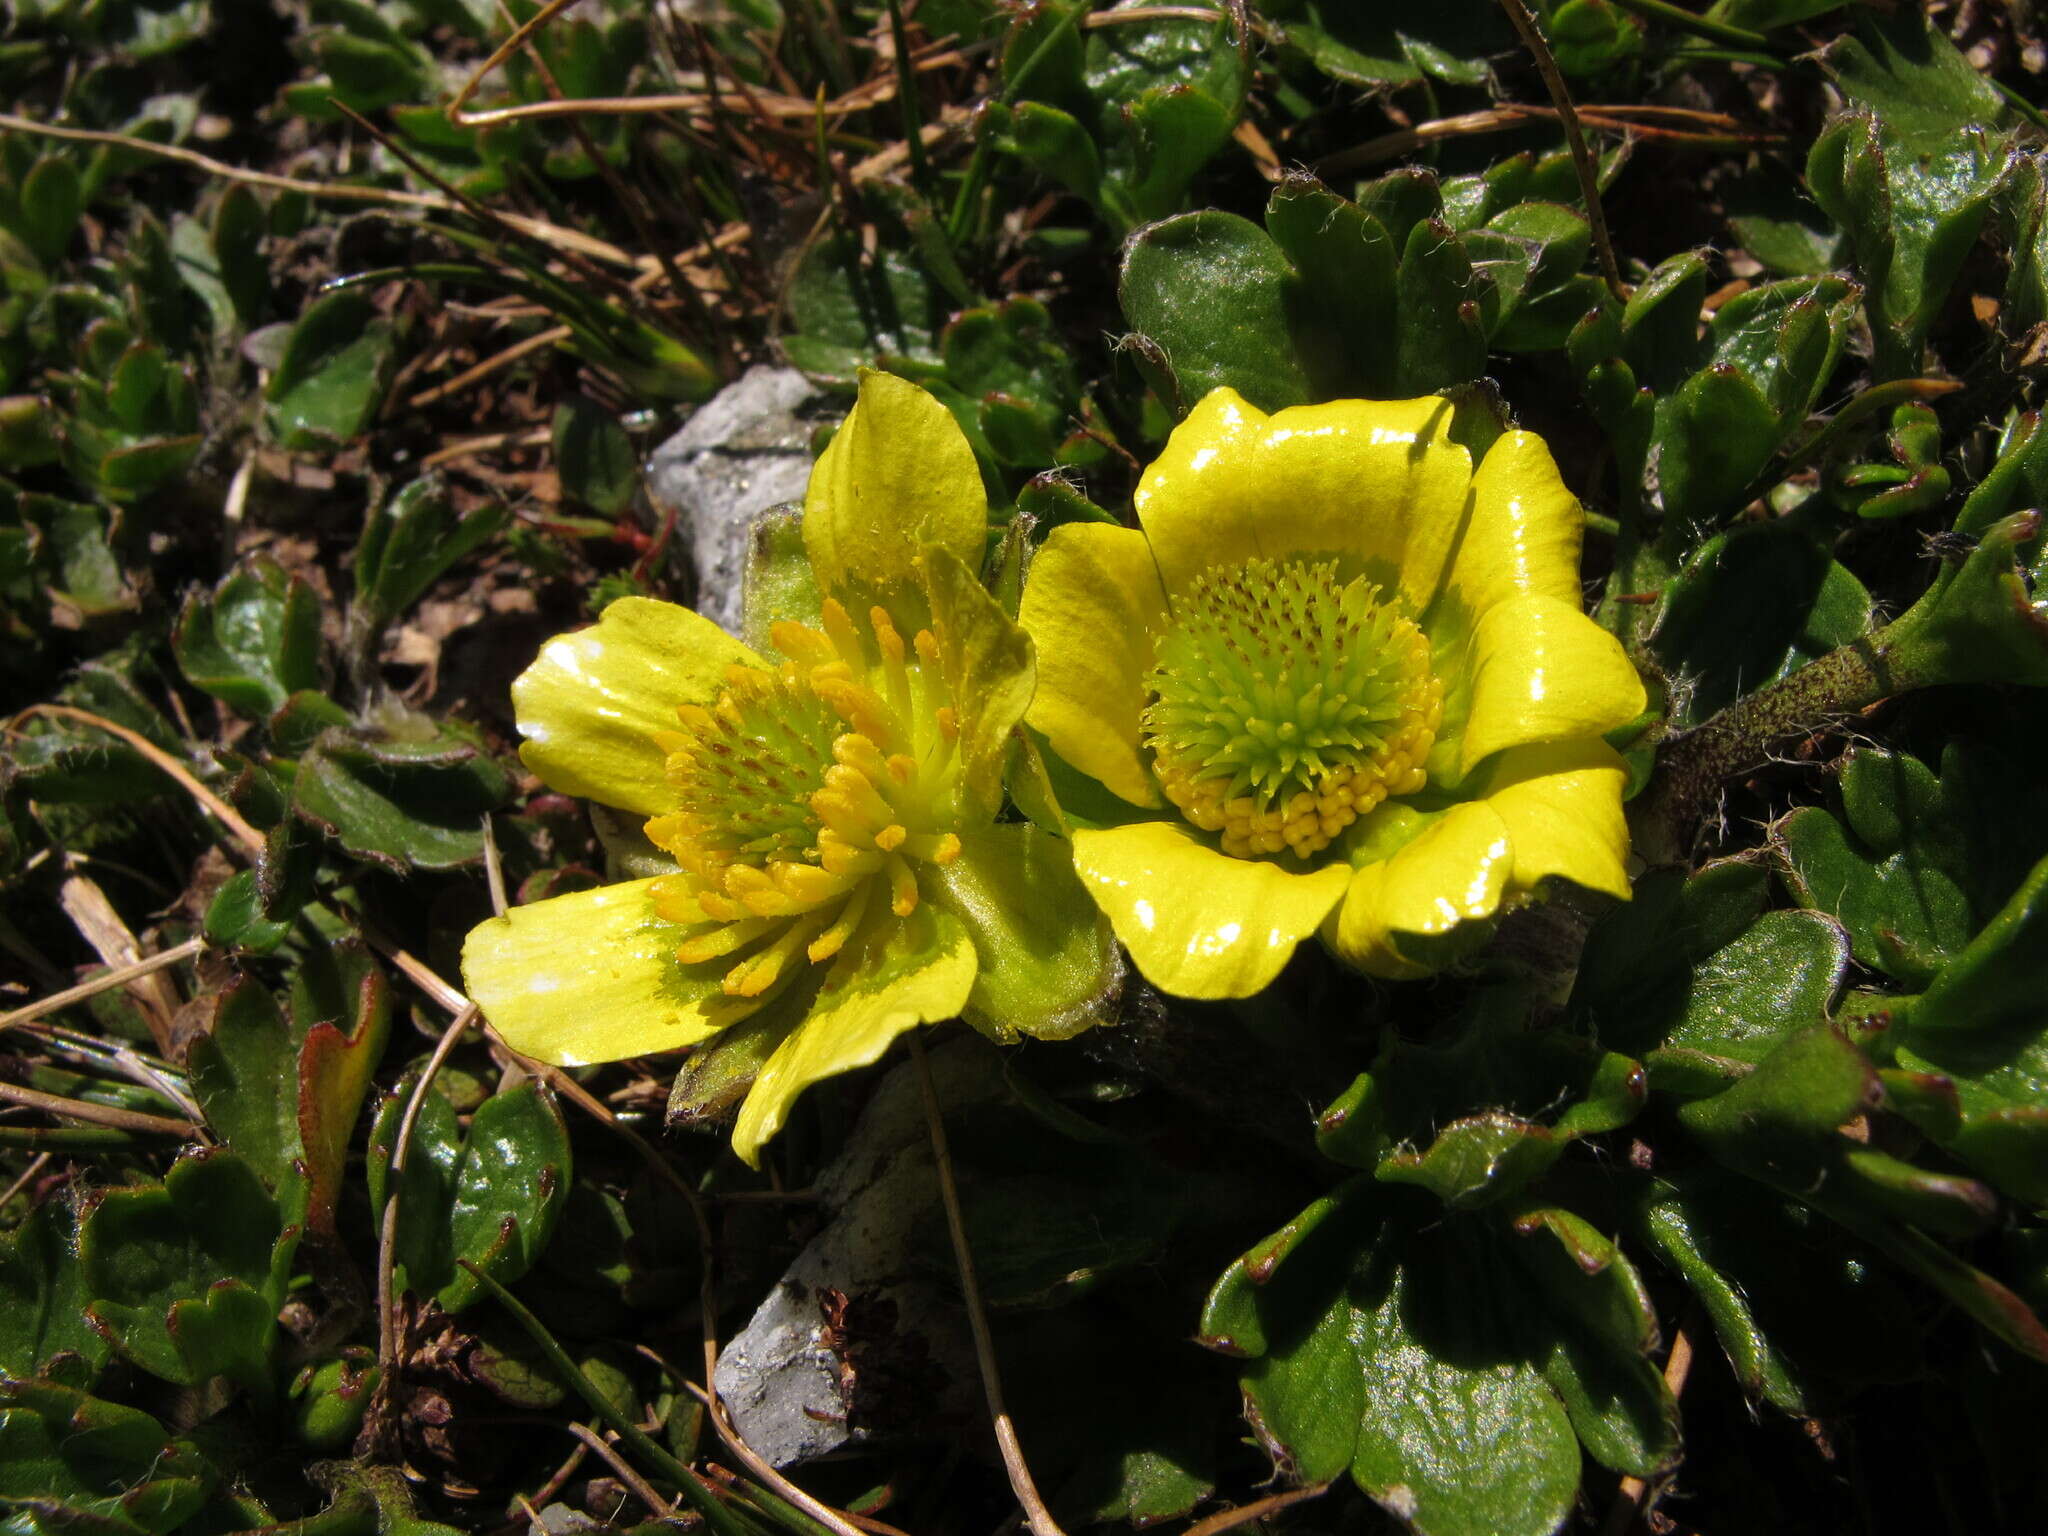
[
  {"left": 1142, "top": 558, "right": 1442, "bottom": 861},
  {"left": 643, "top": 598, "right": 963, "bottom": 1000}
]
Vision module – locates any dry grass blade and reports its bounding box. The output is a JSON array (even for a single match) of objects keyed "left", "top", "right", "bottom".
[
  {"left": 0, "top": 937, "right": 206, "bottom": 1033},
  {"left": 911, "top": 1035, "right": 1067, "bottom": 1536},
  {"left": 1495, "top": 0, "right": 1626, "bottom": 297},
  {"left": 1604, "top": 1328, "right": 1695, "bottom": 1535},
  {"left": 9, "top": 705, "right": 264, "bottom": 856},
  {"left": 675, "top": 1380, "right": 869, "bottom": 1536},
  {"left": 563, "top": 1423, "right": 676, "bottom": 1519},
  {"left": 373, "top": 1002, "right": 480, "bottom": 1384},
  {"left": 0, "top": 112, "right": 636, "bottom": 266},
  {"left": 0, "top": 1079, "right": 202, "bottom": 1139},
  {"left": 0, "top": 1152, "right": 53, "bottom": 1213},
  {"left": 1179, "top": 1482, "right": 1333, "bottom": 1536}
]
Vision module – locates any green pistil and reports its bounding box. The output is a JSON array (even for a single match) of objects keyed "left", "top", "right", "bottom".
[
  {"left": 673, "top": 676, "right": 842, "bottom": 859},
  {"left": 1144, "top": 558, "right": 1419, "bottom": 804}
]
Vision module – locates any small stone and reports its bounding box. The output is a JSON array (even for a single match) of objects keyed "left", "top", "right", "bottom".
[
  {"left": 710, "top": 1036, "right": 995, "bottom": 1466},
  {"left": 646, "top": 365, "right": 835, "bottom": 636}
]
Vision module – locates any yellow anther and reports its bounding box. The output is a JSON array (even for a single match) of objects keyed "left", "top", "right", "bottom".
[
  {"left": 772, "top": 862, "right": 850, "bottom": 906},
  {"left": 723, "top": 864, "right": 801, "bottom": 918},
  {"left": 935, "top": 707, "right": 959, "bottom": 741},
  {"left": 821, "top": 762, "right": 897, "bottom": 830},
  {"left": 821, "top": 598, "right": 865, "bottom": 669},
  {"left": 677, "top": 916, "right": 777, "bottom": 966},
  {"left": 886, "top": 753, "right": 917, "bottom": 784},
  {"left": 870, "top": 607, "right": 905, "bottom": 662},
  {"left": 818, "top": 828, "right": 885, "bottom": 876},
  {"left": 650, "top": 877, "right": 710, "bottom": 926},
  {"left": 833, "top": 732, "right": 892, "bottom": 783},
  {"left": 770, "top": 619, "right": 837, "bottom": 668},
  {"left": 875, "top": 824, "right": 908, "bottom": 852},
  {"left": 914, "top": 629, "right": 941, "bottom": 667},
  {"left": 903, "top": 831, "right": 961, "bottom": 865},
  {"left": 694, "top": 888, "right": 747, "bottom": 922},
  {"left": 808, "top": 881, "right": 873, "bottom": 963},
  {"left": 884, "top": 853, "right": 920, "bottom": 916},
  {"left": 722, "top": 911, "right": 831, "bottom": 998}
]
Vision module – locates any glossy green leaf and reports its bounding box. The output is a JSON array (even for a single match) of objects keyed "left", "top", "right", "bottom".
[
  {"left": 368, "top": 1076, "right": 571, "bottom": 1312},
  {"left": 1395, "top": 216, "right": 1488, "bottom": 393},
  {"left": 1651, "top": 519, "right": 1872, "bottom": 726},
  {"left": 1883, "top": 511, "right": 2048, "bottom": 690},
  {"left": 1774, "top": 743, "right": 2046, "bottom": 983},
  {"left": 353, "top": 476, "right": 510, "bottom": 636},
  {"left": 1119, "top": 209, "right": 1309, "bottom": 414},
  {"left": 1200, "top": 1186, "right": 1580, "bottom": 1536},
  {"left": 1654, "top": 364, "right": 1780, "bottom": 533},
  {"left": 263, "top": 289, "right": 397, "bottom": 449},
  {"left": 1272, "top": 0, "right": 1510, "bottom": 88},
  {"left": 173, "top": 557, "right": 323, "bottom": 718},
  {"left": 211, "top": 184, "right": 267, "bottom": 330},
  {"left": 1378, "top": 1112, "right": 1563, "bottom": 1209},
  {"left": 186, "top": 978, "right": 301, "bottom": 1191},
  {"left": 1575, "top": 866, "right": 1847, "bottom": 1065},
  {"left": 1264, "top": 175, "right": 1399, "bottom": 395},
  {"left": 77, "top": 1148, "right": 291, "bottom": 1387},
  {"left": 295, "top": 945, "right": 391, "bottom": 1235},
  {"left": 551, "top": 395, "right": 637, "bottom": 517},
  {"left": 0, "top": 1378, "right": 214, "bottom": 1530},
  {"left": 202, "top": 869, "right": 294, "bottom": 954},
  {"left": 1508, "top": 1204, "right": 1677, "bottom": 1479},
  {"left": 0, "top": 1201, "right": 112, "bottom": 1380},
  {"left": 1811, "top": 11, "right": 2012, "bottom": 376},
  {"left": 292, "top": 720, "right": 511, "bottom": 872}
]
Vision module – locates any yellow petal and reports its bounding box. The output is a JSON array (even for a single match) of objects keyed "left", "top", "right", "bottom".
[
  {"left": 1325, "top": 801, "right": 1514, "bottom": 979},
  {"left": 1071, "top": 821, "right": 1351, "bottom": 999},
  {"left": 1417, "top": 429, "right": 1586, "bottom": 621},
  {"left": 461, "top": 877, "right": 750, "bottom": 1066},
  {"left": 804, "top": 371, "right": 987, "bottom": 597},
  {"left": 513, "top": 597, "right": 760, "bottom": 816},
  {"left": 1017, "top": 522, "right": 1167, "bottom": 807},
  {"left": 730, "top": 903, "right": 976, "bottom": 1166},
  {"left": 1455, "top": 594, "right": 1647, "bottom": 780},
  {"left": 1133, "top": 388, "right": 1470, "bottom": 601},
  {"left": 1474, "top": 740, "right": 1632, "bottom": 900}
]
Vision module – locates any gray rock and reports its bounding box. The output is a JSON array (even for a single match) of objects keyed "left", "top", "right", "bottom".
[
  {"left": 646, "top": 364, "right": 832, "bottom": 636},
  {"left": 710, "top": 1037, "right": 998, "bottom": 1467}
]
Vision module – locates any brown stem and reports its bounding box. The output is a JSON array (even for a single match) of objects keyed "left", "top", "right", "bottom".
[{"left": 1634, "top": 636, "right": 1895, "bottom": 863}]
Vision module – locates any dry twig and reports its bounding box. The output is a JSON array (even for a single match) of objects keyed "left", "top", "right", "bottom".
[
  {"left": 8, "top": 705, "right": 264, "bottom": 856},
  {"left": 0, "top": 938, "right": 206, "bottom": 1034},
  {"left": 0, "top": 1080, "right": 201, "bottom": 1139},
  {"left": 911, "top": 1035, "right": 1067, "bottom": 1536}
]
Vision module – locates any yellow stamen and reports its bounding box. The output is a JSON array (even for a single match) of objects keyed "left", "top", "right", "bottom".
[
  {"left": 770, "top": 619, "right": 837, "bottom": 667},
  {"left": 902, "top": 831, "right": 961, "bottom": 865},
  {"left": 677, "top": 916, "right": 777, "bottom": 966},
  {"left": 722, "top": 908, "right": 836, "bottom": 997},
  {"left": 818, "top": 828, "right": 885, "bottom": 876},
  {"left": 821, "top": 598, "right": 865, "bottom": 669},
  {"left": 884, "top": 852, "right": 920, "bottom": 916},
  {"left": 807, "top": 881, "right": 874, "bottom": 963}
]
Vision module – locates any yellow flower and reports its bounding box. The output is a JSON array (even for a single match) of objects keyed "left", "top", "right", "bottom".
[
  {"left": 1017, "top": 387, "right": 1646, "bottom": 998},
  {"left": 462, "top": 374, "right": 1118, "bottom": 1165}
]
